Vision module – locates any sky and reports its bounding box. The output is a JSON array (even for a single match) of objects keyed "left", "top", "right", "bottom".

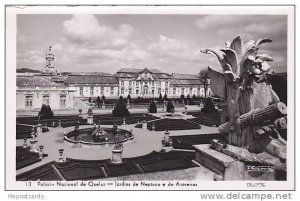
[{"left": 17, "top": 14, "right": 287, "bottom": 74}]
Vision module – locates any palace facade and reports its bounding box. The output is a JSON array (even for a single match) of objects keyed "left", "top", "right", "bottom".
[
  {"left": 16, "top": 46, "right": 211, "bottom": 111},
  {"left": 65, "top": 68, "right": 211, "bottom": 99},
  {"left": 16, "top": 76, "right": 75, "bottom": 111}
]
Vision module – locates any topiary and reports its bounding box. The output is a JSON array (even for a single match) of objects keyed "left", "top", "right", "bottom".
[
  {"left": 163, "top": 93, "right": 168, "bottom": 101},
  {"left": 158, "top": 93, "right": 163, "bottom": 103},
  {"left": 112, "top": 96, "right": 130, "bottom": 117},
  {"left": 166, "top": 101, "right": 175, "bottom": 113},
  {"left": 38, "top": 104, "right": 54, "bottom": 119},
  {"left": 95, "top": 96, "right": 101, "bottom": 107},
  {"left": 201, "top": 97, "right": 218, "bottom": 113},
  {"left": 148, "top": 100, "right": 157, "bottom": 113}
]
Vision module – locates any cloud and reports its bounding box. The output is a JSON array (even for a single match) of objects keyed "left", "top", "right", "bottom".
[{"left": 63, "top": 15, "right": 134, "bottom": 49}]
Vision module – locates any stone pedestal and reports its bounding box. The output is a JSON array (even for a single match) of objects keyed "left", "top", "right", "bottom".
[
  {"left": 164, "top": 130, "right": 170, "bottom": 143},
  {"left": 111, "top": 149, "right": 123, "bottom": 164},
  {"left": 58, "top": 149, "right": 64, "bottom": 163},
  {"left": 38, "top": 145, "right": 44, "bottom": 159},
  {"left": 23, "top": 138, "right": 28, "bottom": 148},
  {"left": 142, "top": 121, "right": 147, "bottom": 130},
  {"left": 193, "top": 144, "right": 276, "bottom": 181},
  {"left": 30, "top": 139, "right": 38, "bottom": 152},
  {"left": 36, "top": 124, "right": 42, "bottom": 135},
  {"left": 87, "top": 116, "right": 93, "bottom": 125},
  {"left": 102, "top": 102, "right": 106, "bottom": 109},
  {"left": 58, "top": 120, "right": 62, "bottom": 128}
]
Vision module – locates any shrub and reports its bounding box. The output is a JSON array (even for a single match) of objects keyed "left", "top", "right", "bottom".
[
  {"left": 158, "top": 93, "right": 163, "bottom": 103},
  {"left": 148, "top": 100, "right": 157, "bottom": 113},
  {"left": 101, "top": 95, "right": 105, "bottom": 101},
  {"left": 87, "top": 108, "right": 93, "bottom": 116},
  {"left": 201, "top": 97, "right": 218, "bottom": 113},
  {"left": 180, "top": 95, "right": 185, "bottom": 103},
  {"left": 38, "top": 104, "right": 53, "bottom": 119},
  {"left": 112, "top": 96, "right": 129, "bottom": 117},
  {"left": 95, "top": 96, "right": 101, "bottom": 107},
  {"left": 166, "top": 101, "right": 175, "bottom": 113},
  {"left": 127, "top": 94, "right": 131, "bottom": 100},
  {"left": 163, "top": 93, "right": 168, "bottom": 101}
]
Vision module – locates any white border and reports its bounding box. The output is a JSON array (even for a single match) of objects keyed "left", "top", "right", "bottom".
[{"left": 5, "top": 5, "right": 295, "bottom": 191}]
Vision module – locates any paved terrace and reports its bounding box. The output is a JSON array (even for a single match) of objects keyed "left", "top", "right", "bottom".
[{"left": 16, "top": 122, "right": 218, "bottom": 176}]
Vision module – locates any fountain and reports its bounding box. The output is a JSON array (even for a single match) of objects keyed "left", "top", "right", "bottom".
[{"left": 64, "top": 123, "right": 134, "bottom": 146}]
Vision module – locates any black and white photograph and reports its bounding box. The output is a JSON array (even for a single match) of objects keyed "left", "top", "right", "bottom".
[{"left": 5, "top": 5, "right": 295, "bottom": 191}]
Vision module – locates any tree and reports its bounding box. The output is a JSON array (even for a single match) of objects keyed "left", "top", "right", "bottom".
[
  {"left": 87, "top": 108, "right": 93, "bottom": 116},
  {"left": 166, "top": 101, "right": 175, "bottom": 113},
  {"left": 158, "top": 93, "right": 163, "bottom": 103},
  {"left": 180, "top": 94, "right": 185, "bottom": 103},
  {"left": 201, "top": 97, "right": 218, "bottom": 113},
  {"left": 88, "top": 97, "right": 92, "bottom": 103},
  {"left": 95, "top": 96, "right": 101, "bottom": 107},
  {"left": 127, "top": 94, "right": 131, "bottom": 100},
  {"left": 112, "top": 96, "right": 129, "bottom": 117},
  {"left": 199, "top": 67, "right": 210, "bottom": 99},
  {"left": 101, "top": 95, "right": 106, "bottom": 102},
  {"left": 38, "top": 104, "right": 54, "bottom": 119},
  {"left": 163, "top": 93, "right": 168, "bottom": 101},
  {"left": 148, "top": 100, "right": 157, "bottom": 113}
]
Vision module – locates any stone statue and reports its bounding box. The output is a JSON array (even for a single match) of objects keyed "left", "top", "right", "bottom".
[{"left": 201, "top": 36, "right": 287, "bottom": 169}]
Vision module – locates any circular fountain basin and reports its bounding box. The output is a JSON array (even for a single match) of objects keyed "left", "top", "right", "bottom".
[{"left": 64, "top": 127, "right": 134, "bottom": 146}]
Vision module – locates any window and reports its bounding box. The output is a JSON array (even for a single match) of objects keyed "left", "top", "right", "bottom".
[
  {"left": 158, "top": 89, "right": 161, "bottom": 94},
  {"left": 79, "top": 87, "right": 83, "bottom": 96},
  {"left": 121, "top": 81, "right": 124, "bottom": 86},
  {"left": 42, "top": 95, "right": 50, "bottom": 105},
  {"left": 173, "top": 87, "right": 176, "bottom": 95},
  {"left": 129, "top": 89, "right": 132, "bottom": 94},
  {"left": 60, "top": 95, "right": 66, "bottom": 107},
  {"left": 25, "top": 95, "right": 33, "bottom": 107},
  {"left": 110, "top": 87, "right": 114, "bottom": 95},
  {"left": 129, "top": 81, "right": 132, "bottom": 86},
  {"left": 121, "top": 89, "right": 124, "bottom": 94},
  {"left": 181, "top": 88, "right": 184, "bottom": 95},
  {"left": 100, "top": 87, "right": 104, "bottom": 95},
  {"left": 136, "top": 89, "right": 139, "bottom": 94},
  {"left": 90, "top": 86, "right": 94, "bottom": 96}
]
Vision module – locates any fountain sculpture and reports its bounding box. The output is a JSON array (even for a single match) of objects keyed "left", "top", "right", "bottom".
[{"left": 194, "top": 36, "right": 287, "bottom": 180}]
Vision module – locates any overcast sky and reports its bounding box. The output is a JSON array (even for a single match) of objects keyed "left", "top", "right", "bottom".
[{"left": 17, "top": 14, "right": 287, "bottom": 74}]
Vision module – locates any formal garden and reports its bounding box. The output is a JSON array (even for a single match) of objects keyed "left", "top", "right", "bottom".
[{"left": 16, "top": 96, "right": 224, "bottom": 181}]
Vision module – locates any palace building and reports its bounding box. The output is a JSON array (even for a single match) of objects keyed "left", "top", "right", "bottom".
[
  {"left": 64, "top": 68, "right": 211, "bottom": 99},
  {"left": 16, "top": 76, "right": 75, "bottom": 111},
  {"left": 16, "top": 46, "right": 211, "bottom": 111}
]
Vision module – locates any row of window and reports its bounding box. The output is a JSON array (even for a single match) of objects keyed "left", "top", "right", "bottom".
[
  {"left": 25, "top": 94, "right": 66, "bottom": 108},
  {"left": 78, "top": 86, "right": 206, "bottom": 96},
  {"left": 120, "top": 81, "right": 169, "bottom": 87},
  {"left": 79, "top": 87, "right": 115, "bottom": 96}
]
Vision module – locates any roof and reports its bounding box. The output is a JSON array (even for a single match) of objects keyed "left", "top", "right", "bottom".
[
  {"left": 68, "top": 72, "right": 112, "bottom": 76},
  {"left": 170, "top": 79, "right": 202, "bottom": 86},
  {"left": 17, "top": 76, "right": 64, "bottom": 88},
  {"left": 116, "top": 68, "right": 164, "bottom": 74},
  {"left": 64, "top": 75, "right": 118, "bottom": 85},
  {"left": 115, "top": 68, "right": 171, "bottom": 79},
  {"left": 170, "top": 73, "right": 202, "bottom": 86},
  {"left": 172, "top": 73, "right": 200, "bottom": 80}
]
